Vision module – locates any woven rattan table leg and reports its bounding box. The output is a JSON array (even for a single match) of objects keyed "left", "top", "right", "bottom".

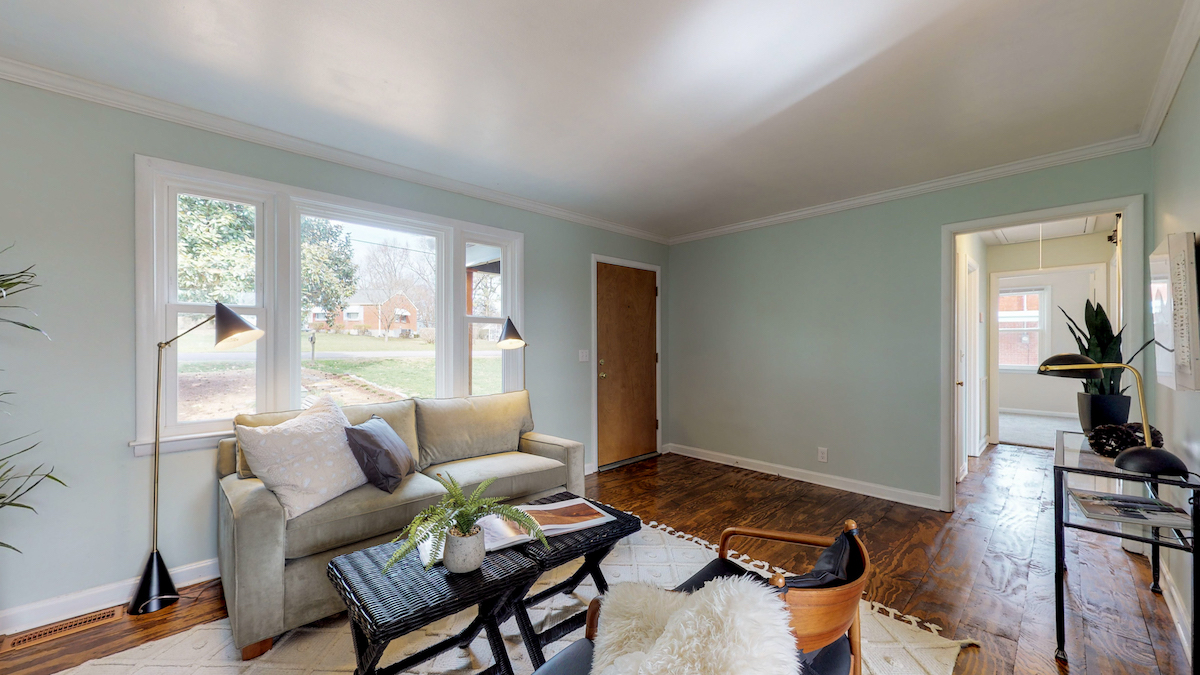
[
  {"left": 481, "top": 597, "right": 517, "bottom": 675},
  {"left": 511, "top": 593, "right": 547, "bottom": 669},
  {"left": 583, "top": 546, "right": 614, "bottom": 594},
  {"left": 350, "top": 620, "right": 386, "bottom": 675}
]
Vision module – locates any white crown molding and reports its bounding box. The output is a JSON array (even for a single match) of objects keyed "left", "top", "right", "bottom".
[
  {"left": 667, "top": 133, "right": 1150, "bottom": 244},
  {"left": 663, "top": 443, "right": 943, "bottom": 511},
  {"left": 3, "top": 0, "right": 1198, "bottom": 249},
  {"left": 0, "top": 56, "right": 669, "bottom": 246},
  {"left": 1141, "top": 0, "right": 1200, "bottom": 146},
  {"left": 0, "top": 558, "right": 218, "bottom": 635},
  {"left": 670, "top": 0, "right": 1200, "bottom": 245}
]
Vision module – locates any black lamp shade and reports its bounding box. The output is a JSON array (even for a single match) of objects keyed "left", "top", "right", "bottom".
[
  {"left": 1037, "top": 353, "right": 1104, "bottom": 379},
  {"left": 496, "top": 317, "right": 526, "bottom": 350},
  {"left": 214, "top": 302, "right": 265, "bottom": 350}
]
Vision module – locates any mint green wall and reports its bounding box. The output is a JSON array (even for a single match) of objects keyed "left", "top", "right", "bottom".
[
  {"left": 667, "top": 150, "right": 1152, "bottom": 498},
  {"left": 0, "top": 79, "right": 668, "bottom": 610},
  {"left": 1149, "top": 40, "right": 1200, "bottom": 632}
]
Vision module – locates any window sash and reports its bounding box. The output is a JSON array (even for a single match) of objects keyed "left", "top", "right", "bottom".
[
  {"left": 134, "top": 156, "right": 523, "bottom": 455},
  {"left": 997, "top": 288, "right": 1049, "bottom": 370}
]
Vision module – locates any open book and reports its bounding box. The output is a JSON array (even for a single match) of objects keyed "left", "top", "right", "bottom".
[
  {"left": 1068, "top": 488, "right": 1193, "bottom": 530},
  {"left": 418, "top": 497, "right": 617, "bottom": 567}
]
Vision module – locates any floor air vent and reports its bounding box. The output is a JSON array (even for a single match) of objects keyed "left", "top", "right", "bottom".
[{"left": 0, "top": 605, "right": 124, "bottom": 652}]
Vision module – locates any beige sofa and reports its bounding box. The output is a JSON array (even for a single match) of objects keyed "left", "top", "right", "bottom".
[{"left": 216, "top": 390, "right": 584, "bottom": 657}]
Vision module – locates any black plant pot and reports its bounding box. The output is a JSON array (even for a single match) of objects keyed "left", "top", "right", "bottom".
[{"left": 1077, "top": 392, "right": 1131, "bottom": 432}]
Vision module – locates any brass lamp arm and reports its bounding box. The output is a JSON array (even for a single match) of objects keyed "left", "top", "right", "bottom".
[
  {"left": 158, "top": 314, "right": 215, "bottom": 350},
  {"left": 1039, "top": 362, "right": 1150, "bottom": 443}
]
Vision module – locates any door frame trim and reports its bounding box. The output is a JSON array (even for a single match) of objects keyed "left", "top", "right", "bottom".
[
  {"left": 591, "top": 254, "right": 662, "bottom": 474},
  {"left": 941, "top": 195, "right": 1144, "bottom": 512}
]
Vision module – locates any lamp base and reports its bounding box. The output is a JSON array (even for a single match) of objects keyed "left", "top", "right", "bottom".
[
  {"left": 1113, "top": 446, "right": 1189, "bottom": 478},
  {"left": 128, "top": 550, "right": 180, "bottom": 615}
]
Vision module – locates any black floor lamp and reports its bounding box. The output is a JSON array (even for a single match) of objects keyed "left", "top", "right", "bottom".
[{"left": 129, "top": 302, "right": 264, "bottom": 615}]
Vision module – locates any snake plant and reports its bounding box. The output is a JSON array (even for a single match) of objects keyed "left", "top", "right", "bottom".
[{"left": 1061, "top": 300, "right": 1155, "bottom": 395}]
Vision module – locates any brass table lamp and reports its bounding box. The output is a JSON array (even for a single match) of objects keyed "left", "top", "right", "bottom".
[
  {"left": 1037, "top": 354, "right": 1186, "bottom": 477},
  {"left": 130, "top": 302, "right": 264, "bottom": 615}
]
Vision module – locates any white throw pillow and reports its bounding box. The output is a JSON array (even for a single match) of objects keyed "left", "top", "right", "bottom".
[{"left": 236, "top": 396, "right": 367, "bottom": 519}]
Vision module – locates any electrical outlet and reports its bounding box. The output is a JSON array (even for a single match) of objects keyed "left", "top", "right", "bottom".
[
  {"left": 578, "top": 350, "right": 589, "bottom": 362},
  {"left": 817, "top": 447, "right": 828, "bottom": 463}
]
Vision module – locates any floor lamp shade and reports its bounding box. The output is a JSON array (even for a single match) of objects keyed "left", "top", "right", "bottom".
[
  {"left": 130, "top": 302, "right": 264, "bottom": 615},
  {"left": 215, "top": 302, "right": 264, "bottom": 349},
  {"left": 496, "top": 317, "right": 526, "bottom": 350}
]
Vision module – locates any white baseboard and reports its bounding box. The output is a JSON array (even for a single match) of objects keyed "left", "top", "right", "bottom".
[
  {"left": 999, "top": 407, "right": 1077, "bottom": 419},
  {"left": 957, "top": 461, "right": 969, "bottom": 482},
  {"left": 0, "top": 557, "right": 219, "bottom": 635},
  {"left": 663, "top": 443, "right": 943, "bottom": 511},
  {"left": 584, "top": 462, "right": 598, "bottom": 475},
  {"left": 1161, "top": 561, "right": 1193, "bottom": 663}
]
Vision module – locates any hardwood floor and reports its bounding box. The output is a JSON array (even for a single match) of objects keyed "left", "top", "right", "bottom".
[{"left": 0, "top": 443, "right": 1187, "bottom": 674}]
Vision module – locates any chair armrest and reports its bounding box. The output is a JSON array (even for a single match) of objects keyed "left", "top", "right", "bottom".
[
  {"left": 218, "top": 474, "right": 286, "bottom": 649},
  {"left": 585, "top": 597, "right": 602, "bottom": 640},
  {"left": 718, "top": 525, "right": 843, "bottom": 559},
  {"left": 519, "top": 432, "right": 585, "bottom": 496}
]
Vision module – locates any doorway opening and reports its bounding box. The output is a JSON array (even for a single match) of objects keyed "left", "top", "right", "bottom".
[{"left": 940, "top": 196, "right": 1145, "bottom": 510}]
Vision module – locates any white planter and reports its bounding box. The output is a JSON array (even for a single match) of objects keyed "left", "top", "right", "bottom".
[{"left": 443, "top": 527, "right": 485, "bottom": 573}]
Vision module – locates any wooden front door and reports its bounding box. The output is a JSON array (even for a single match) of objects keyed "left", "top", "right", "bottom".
[{"left": 597, "top": 262, "right": 658, "bottom": 467}]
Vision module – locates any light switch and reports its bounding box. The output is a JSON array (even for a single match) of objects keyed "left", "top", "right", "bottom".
[{"left": 578, "top": 350, "right": 589, "bottom": 362}]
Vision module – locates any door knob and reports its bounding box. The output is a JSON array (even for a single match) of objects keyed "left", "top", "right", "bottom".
[
  {"left": 956, "top": 381, "right": 964, "bottom": 386},
  {"left": 599, "top": 372, "right": 607, "bottom": 379}
]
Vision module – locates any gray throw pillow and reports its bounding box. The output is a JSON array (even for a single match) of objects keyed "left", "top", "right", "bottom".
[{"left": 345, "top": 415, "right": 415, "bottom": 493}]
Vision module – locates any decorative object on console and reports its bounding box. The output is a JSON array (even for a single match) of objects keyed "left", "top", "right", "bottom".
[
  {"left": 384, "top": 473, "right": 547, "bottom": 574},
  {"left": 131, "top": 301, "right": 264, "bottom": 616},
  {"left": 1086, "top": 423, "right": 1165, "bottom": 458},
  {"left": 1059, "top": 301, "right": 1156, "bottom": 431},
  {"left": 1150, "top": 232, "right": 1200, "bottom": 390},
  {"left": 1038, "top": 354, "right": 1187, "bottom": 478},
  {"left": 344, "top": 414, "right": 415, "bottom": 492},
  {"left": 497, "top": 316, "right": 528, "bottom": 388}
]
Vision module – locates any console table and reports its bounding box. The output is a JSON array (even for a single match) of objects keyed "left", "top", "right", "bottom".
[{"left": 1053, "top": 429, "right": 1198, "bottom": 670}]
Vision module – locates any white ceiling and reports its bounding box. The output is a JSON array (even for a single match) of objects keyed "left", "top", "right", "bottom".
[
  {"left": 977, "top": 213, "right": 1118, "bottom": 246},
  {"left": 0, "top": 1, "right": 1193, "bottom": 242}
]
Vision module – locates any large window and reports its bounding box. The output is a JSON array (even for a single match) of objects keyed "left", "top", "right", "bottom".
[
  {"left": 134, "top": 157, "right": 522, "bottom": 455},
  {"left": 998, "top": 288, "right": 1048, "bottom": 370}
]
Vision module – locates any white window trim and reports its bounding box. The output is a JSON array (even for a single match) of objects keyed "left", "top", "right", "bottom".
[
  {"left": 998, "top": 286, "right": 1050, "bottom": 372},
  {"left": 131, "top": 156, "right": 523, "bottom": 456}
]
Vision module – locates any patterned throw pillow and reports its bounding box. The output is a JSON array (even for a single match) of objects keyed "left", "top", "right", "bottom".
[{"left": 236, "top": 396, "right": 367, "bottom": 519}]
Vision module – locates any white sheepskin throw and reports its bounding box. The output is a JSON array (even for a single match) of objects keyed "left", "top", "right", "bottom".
[{"left": 591, "top": 576, "right": 798, "bottom": 675}]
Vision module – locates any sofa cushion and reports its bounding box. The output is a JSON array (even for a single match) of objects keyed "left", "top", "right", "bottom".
[
  {"left": 236, "top": 396, "right": 367, "bottom": 520},
  {"left": 345, "top": 415, "right": 415, "bottom": 493},
  {"left": 423, "top": 451, "right": 566, "bottom": 501},
  {"left": 235, "top": 399, "right": 419, "bottom": 478},
  {"left": 284, "top": 471, "right": 447, "bottom": 559},
  {"left": 414, "top": 391, "right": 534, "bottom": 470}
]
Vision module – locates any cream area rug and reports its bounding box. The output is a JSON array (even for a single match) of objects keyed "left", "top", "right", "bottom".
[{"left": 63, "top": 522, "right": 977, "bottom": 675}]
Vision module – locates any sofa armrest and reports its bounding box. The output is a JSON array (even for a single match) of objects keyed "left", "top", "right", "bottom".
[
  {"left": 519, "top": 432, "right": 585, "bottom": 496},
  {"left": 218, "top": 474, "right": 286, "bottom": 649}
]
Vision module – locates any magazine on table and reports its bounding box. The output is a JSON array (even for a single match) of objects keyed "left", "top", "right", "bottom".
[
  {"left": 1067, "top": 488, "right": 1193, "bottom": 530},
  {"left": 418, "top": 497, "right": 616, "bottom": 566}
]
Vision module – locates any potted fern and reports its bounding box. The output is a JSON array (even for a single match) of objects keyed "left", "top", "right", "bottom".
[
  {"left": 1061, "top": 300, "right": 1156, "bottom": 432},
  {"left": 384, "top": 474, "right": 548, "bottom": 574}
]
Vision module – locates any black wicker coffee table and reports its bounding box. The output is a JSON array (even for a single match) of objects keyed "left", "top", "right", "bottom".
[
  {"left": 508, "top": 492, "right": 642, "bottom": 668},
  {"left": 327, "top": 540, "right": 539, "bottom": 675}
]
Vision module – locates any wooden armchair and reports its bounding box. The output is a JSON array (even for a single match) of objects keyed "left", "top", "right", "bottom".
[{"left": 536, "top": 520, "right": 871, "bottom": 675}]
